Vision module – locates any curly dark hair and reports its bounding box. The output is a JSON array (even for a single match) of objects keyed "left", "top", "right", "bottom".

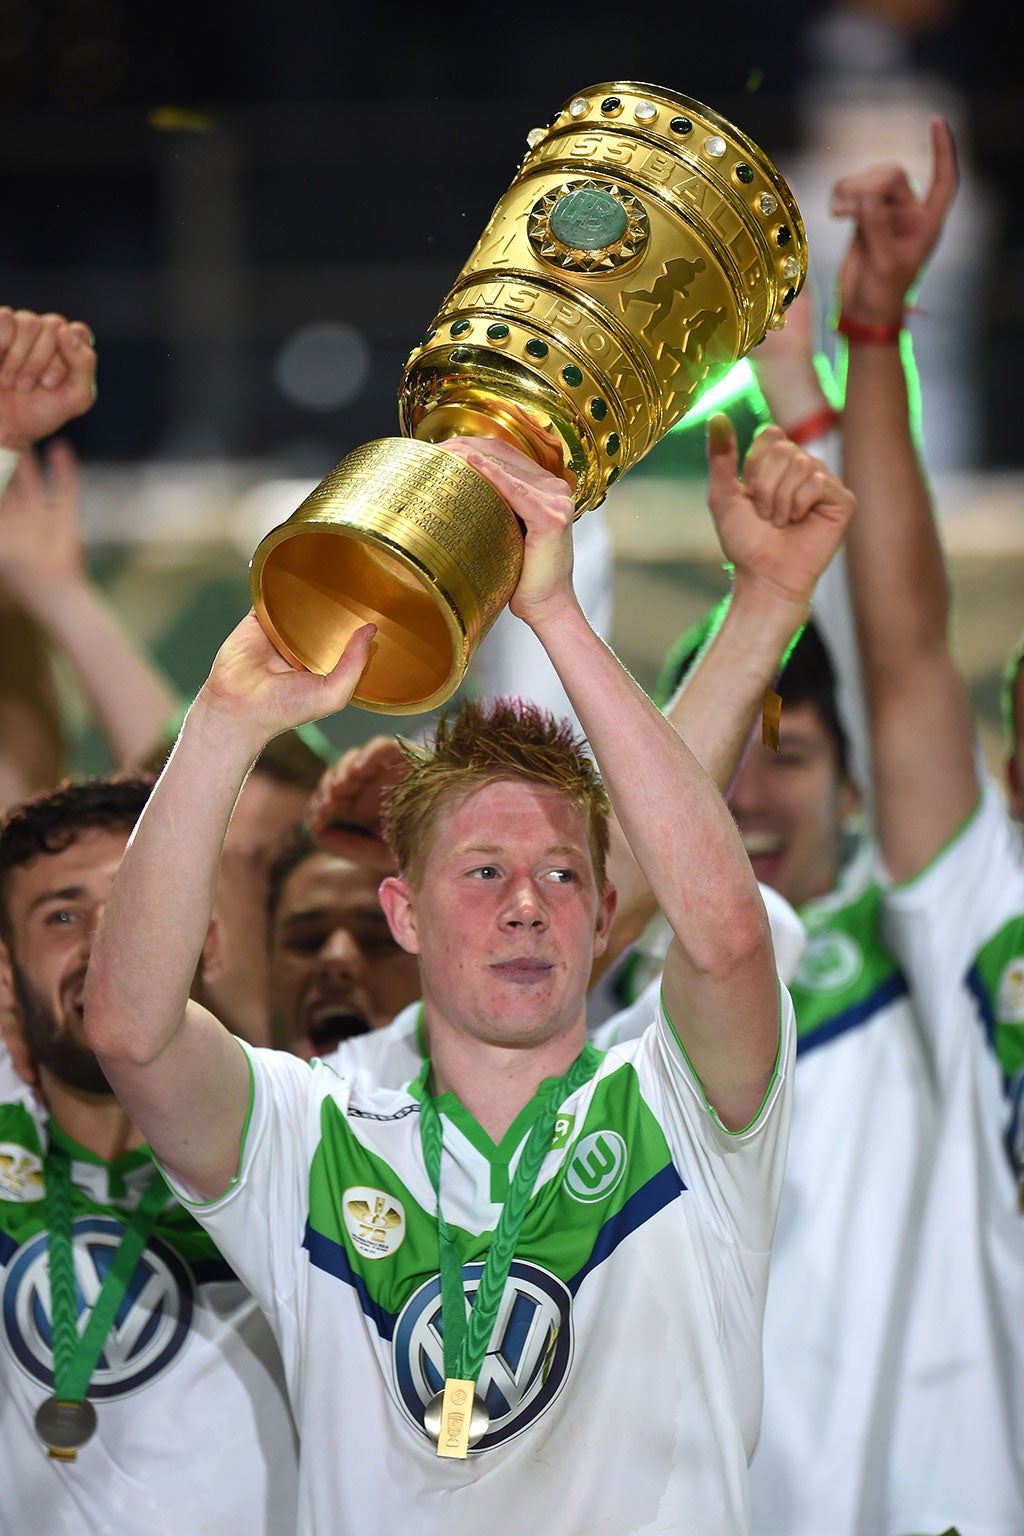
[
  {"left": 382, "top": 695, "right": 611, "bottom": 887},
  {"left": 0, "top": 774, "right": 153, "bottom": 941}
]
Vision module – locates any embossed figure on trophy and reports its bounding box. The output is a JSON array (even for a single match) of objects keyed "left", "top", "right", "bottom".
[
  {"left": 620, "top": 256, "right": 708, "bottom": 339},
  {"left": 660, "top": 305, "right": 730, "bottom": 406}
]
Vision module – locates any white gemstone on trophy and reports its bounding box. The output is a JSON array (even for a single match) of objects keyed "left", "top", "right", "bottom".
[
  {"left": 783, "top": 257, "right": 801, "bottom": 281},
  {"left": 527, "top": 128, "right": 545, "bottom": 148},
  {"left": 759, "top": 193, "right": 778, "bottom": 215},
  {"left": 704, "top": 135, "right": 726, "bottom": 158},
  {"left": 634, "top": 101, "right": 657, "bottom": 122},
  {"left": 569, "top": 97, "right": 590, "bottom": 119}
]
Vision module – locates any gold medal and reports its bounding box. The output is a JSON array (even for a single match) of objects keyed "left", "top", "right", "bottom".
[
  {"left": 35, "top": 1396, "right": 98, "bottom": 1461},
  {"left": 762, "top": 686, "right": 783, "bottom": 753},
  {"left": 424, "top": 1380, "right": 489, "bottom": 1458}
]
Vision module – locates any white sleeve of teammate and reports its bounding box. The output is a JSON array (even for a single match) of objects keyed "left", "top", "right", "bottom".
[
  {"left": 811, "top": 551, "right": 873, "bottom": 820},
  {"left": 881, "top": 775, "right": 1023, "bottom": 1083}
]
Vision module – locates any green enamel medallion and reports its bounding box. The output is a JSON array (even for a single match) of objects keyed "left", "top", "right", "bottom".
[{"left": 549, "top": 189, "right": 627, "bottom": 251}]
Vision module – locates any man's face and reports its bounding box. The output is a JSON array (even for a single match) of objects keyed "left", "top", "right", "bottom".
[
  {"left": 0, "top": 827, "right": 129, "bottom": 1095},
  {"left": 380, "top": 778, "right": 614, "bottom": 1051},
  {"left": 268, "top": 850, "right": 420, "bottom": 1060},
  {"left": 727, "top": 701, "right": 858, "bottom": 911}
]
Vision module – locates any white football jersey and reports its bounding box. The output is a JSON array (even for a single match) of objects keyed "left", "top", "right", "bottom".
[
  {"left": 170, "top": 994, "right": 795, "bottom": 1536},
  {"left": 0, "top": 1095, "right": 298, "bottom": 1536},
  {"left": 881, "top": 780, "right": 1024, "bottom": 1532}
]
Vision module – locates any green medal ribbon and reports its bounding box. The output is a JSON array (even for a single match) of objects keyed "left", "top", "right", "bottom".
[
  {"left": 417, "top": 1050, "right": 591, "bottom": 1386},
  {"left": 45, "top": 1137, "right": 170, "bottom": 1406}
]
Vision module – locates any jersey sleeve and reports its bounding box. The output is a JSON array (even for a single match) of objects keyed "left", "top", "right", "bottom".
[
  {"left": 159, "top": 1041, "right": 326, "bottom": 1339},
  {"left": 626, "top": 983, "right": 796, "bottom": 1257},
  {"left": 882, "top": 776, "right": 1024, "bottom": 1087}
]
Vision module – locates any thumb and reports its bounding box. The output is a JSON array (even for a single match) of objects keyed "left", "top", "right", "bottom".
[
  {"left": 322, "top": 622, "right": 377, "bottom": 698},
  {"left": 706, "top": 412, "right": 740, "bottom": 495}
]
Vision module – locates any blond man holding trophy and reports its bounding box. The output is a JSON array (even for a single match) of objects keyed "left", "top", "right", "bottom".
[{"left": 81, "top": 85, "right": 838, "bottom": 1534}]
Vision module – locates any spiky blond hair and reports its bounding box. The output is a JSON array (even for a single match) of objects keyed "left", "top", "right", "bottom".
[{"left": 382, "top": 695, "right": 610, "bottom": 888}]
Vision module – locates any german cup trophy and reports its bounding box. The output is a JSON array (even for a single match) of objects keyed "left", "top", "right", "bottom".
[{"left": 249, "top": 82, "right": 807, "bottom": 714}]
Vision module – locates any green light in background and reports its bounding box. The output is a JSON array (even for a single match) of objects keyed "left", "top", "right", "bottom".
[{"left": 667, "top": 360, "right": 767, "bottom": 433}]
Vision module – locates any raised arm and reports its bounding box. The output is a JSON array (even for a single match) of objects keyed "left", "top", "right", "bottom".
[
  {"left": 747, "top": 288, "right": 874, "bottom": 808},
  {"left": 833, "top": 116, "right": 977, "bottom": 881},
  {"left": 0, "top": 307, "right": 96, "bottom": 476},
  {"left": 598, "top": 414, "right": 856, "bottom": 977},
  {"left": 306, "top": 734, "right": 410, "bottom": 874},
  {"left": 445, "top": 432, "right": 852, "bottom": 1128},
  {"left": 83, "top": 615, "right": 377, "bottom": 1199},
  {"left": 0, "top": 442, "right": 180, "bottom": 766}
]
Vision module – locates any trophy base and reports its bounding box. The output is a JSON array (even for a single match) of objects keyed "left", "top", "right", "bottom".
[{"left": 250, "top": 439, "right": 524, "bottom": 715}]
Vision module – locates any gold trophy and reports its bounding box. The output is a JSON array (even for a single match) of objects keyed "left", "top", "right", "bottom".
[{"left": 250, "top": 81, "right": 807, "bottom": 714}]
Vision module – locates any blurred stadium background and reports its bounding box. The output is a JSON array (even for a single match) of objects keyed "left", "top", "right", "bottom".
[{"left": 1, "top": 0, "right": 1020, "bottom": 778}]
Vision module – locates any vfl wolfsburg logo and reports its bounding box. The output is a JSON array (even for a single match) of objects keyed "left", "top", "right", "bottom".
[
  {"left": 393, "top": 1259, "right": 573, "bottom": 1451},
  {"left": 2, "top": 1217, "right": 195, "bottom": 1397},
  {"left": 564, "top": 1131, "right": 628, "bottom": 1204},
  {"left": 795, "top": 930, "right": 863, "bottom": 993}
]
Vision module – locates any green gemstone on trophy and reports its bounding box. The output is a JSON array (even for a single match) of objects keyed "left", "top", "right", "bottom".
[
  {"left": 450, "top": 320, "right": 470, "bottom": 337},
  {"left": 562, "top": 365, "right": 584, "bottom": 388},
  {"left": 486, "top": 323, "right": 510, "bottom": 340},
  {"left": 549, "top": 189, "right": 628, "bottom": 251},
  {"left": 526, "top": 338, "right": 548, "bottom": 359}
]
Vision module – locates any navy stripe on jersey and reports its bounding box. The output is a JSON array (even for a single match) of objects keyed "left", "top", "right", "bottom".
[
  {"left": 303, "top": 1218, "right": 397, "bottom": 1341},
  {"left": 568, "top": 1163, "right": 686, "bottom": 1296},
  {"left": 966, "top": 962, "right": 999, "bottom": 1060},
  {"left": 796, "top": 971, "right": 909, "bottom": 1058},
  {"left": 302, "top": 1164, "right": 687, "bottom": 1336}
]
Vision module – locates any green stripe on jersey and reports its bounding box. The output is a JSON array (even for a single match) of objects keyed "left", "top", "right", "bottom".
[
  {"left": 0, "top": 1105, "right": 225, "bottom": 1264},
  {"left": 970, "top": 916, "right": 1024, "bottom": 1078},
  {"left": 307, "top": 1053, "right": 677, "bottom": 1312},
  {"left": 792, "top": 882, "right": 902, "bottom": 1038}
]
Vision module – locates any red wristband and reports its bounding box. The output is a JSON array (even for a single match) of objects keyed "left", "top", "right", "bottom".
[
  {"left": 785, "top": 406, "right": 842, "bottom": 446},
  {"left": 835, "top": 311, "right": 904, "bottom": 345}
]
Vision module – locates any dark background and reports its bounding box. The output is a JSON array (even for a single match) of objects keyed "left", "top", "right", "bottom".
[
  {"left": 0, "top": 0, "right": 1018, "bottom": 472},
  {"left": 0, "top": 1, "right": 1019, "bottom": 769}
]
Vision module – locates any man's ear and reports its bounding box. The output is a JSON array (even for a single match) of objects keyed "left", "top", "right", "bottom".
[
  {"left": 378, "top": 876, "right": 420, "bottom": 956},
  {"left": 0, "top": 940, "right": 15, "bottom": 1012},
  {"left": 591, "top": 883, "right": 618, "bottom": 962}
]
